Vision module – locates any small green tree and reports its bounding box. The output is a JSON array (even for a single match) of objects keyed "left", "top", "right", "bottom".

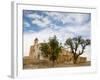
[
  {"left": 40, "top": 35, "right": 62, "bottom": 67},
  {"left": 48, "top": 35, "right": 62, "bottom": 67},
  {"left": 65, "top": 36, "right": 90, "bottom": 64},
  {"left": 40, "top": 43, "right": 50, "bottom": 57}
]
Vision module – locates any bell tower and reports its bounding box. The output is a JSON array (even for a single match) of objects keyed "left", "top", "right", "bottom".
[
  {"left": 33, "top": 38, "right": 39, "bottom": 60},
  {"left": 29, "top": 38, "right": 39, "bottom": 58},
  {"left": 34, "top": 38, "right": 38, "bottom": 46}
]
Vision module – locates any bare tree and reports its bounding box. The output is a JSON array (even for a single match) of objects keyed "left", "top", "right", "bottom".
[{"left": 65, "top": 36, "right": 91, "bottom": 64}]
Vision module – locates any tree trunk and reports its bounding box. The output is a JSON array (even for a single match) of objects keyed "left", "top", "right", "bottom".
[
  {"left": 73, "top": 58, "right": 77, "bottom": 64},
  {"left": 73, "top": 54, "right": 78, "bottom": 64},
  {"left": 52, "top": 60, "right": 55, "bottom": 67}
]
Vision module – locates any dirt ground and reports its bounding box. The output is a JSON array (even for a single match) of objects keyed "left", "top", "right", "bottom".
[{"left": 23, "top": 61, "right": 91, "bottom": 69}]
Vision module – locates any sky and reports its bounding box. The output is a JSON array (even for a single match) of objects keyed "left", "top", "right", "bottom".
[{"left": 23, "top": 10, "right": 91, "bottom": 60}]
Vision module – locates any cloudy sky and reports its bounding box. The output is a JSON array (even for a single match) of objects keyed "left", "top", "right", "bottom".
[{"left": 23, "top": 10, "right": 91, "bottom": 60}]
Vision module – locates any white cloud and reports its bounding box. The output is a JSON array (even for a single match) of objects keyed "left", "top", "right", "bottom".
[
  {"left": 32, "top": 17, "right": 51, "bottom": 28},
  {"left": 27, "top": 13, "right": 51, "bottom": 28},
  {"left": 45, "top": 12, "right": 67, "bottom": 23},
  {"left": 63, "top": 13, "right": 89, "bottom": 25},
  {"left": 45, "top": 12, "right": 90, "bottom": 25},
  {"left": 63, "top": 21, "right": 91, "bottom": 39},
  {"left": 27, "top": 13, "right": 42, "bottom": 19}
]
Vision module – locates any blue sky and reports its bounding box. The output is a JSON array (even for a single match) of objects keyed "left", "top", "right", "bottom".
[{"left": 23, "top": 10, "right": 91, "bottom": 39}]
